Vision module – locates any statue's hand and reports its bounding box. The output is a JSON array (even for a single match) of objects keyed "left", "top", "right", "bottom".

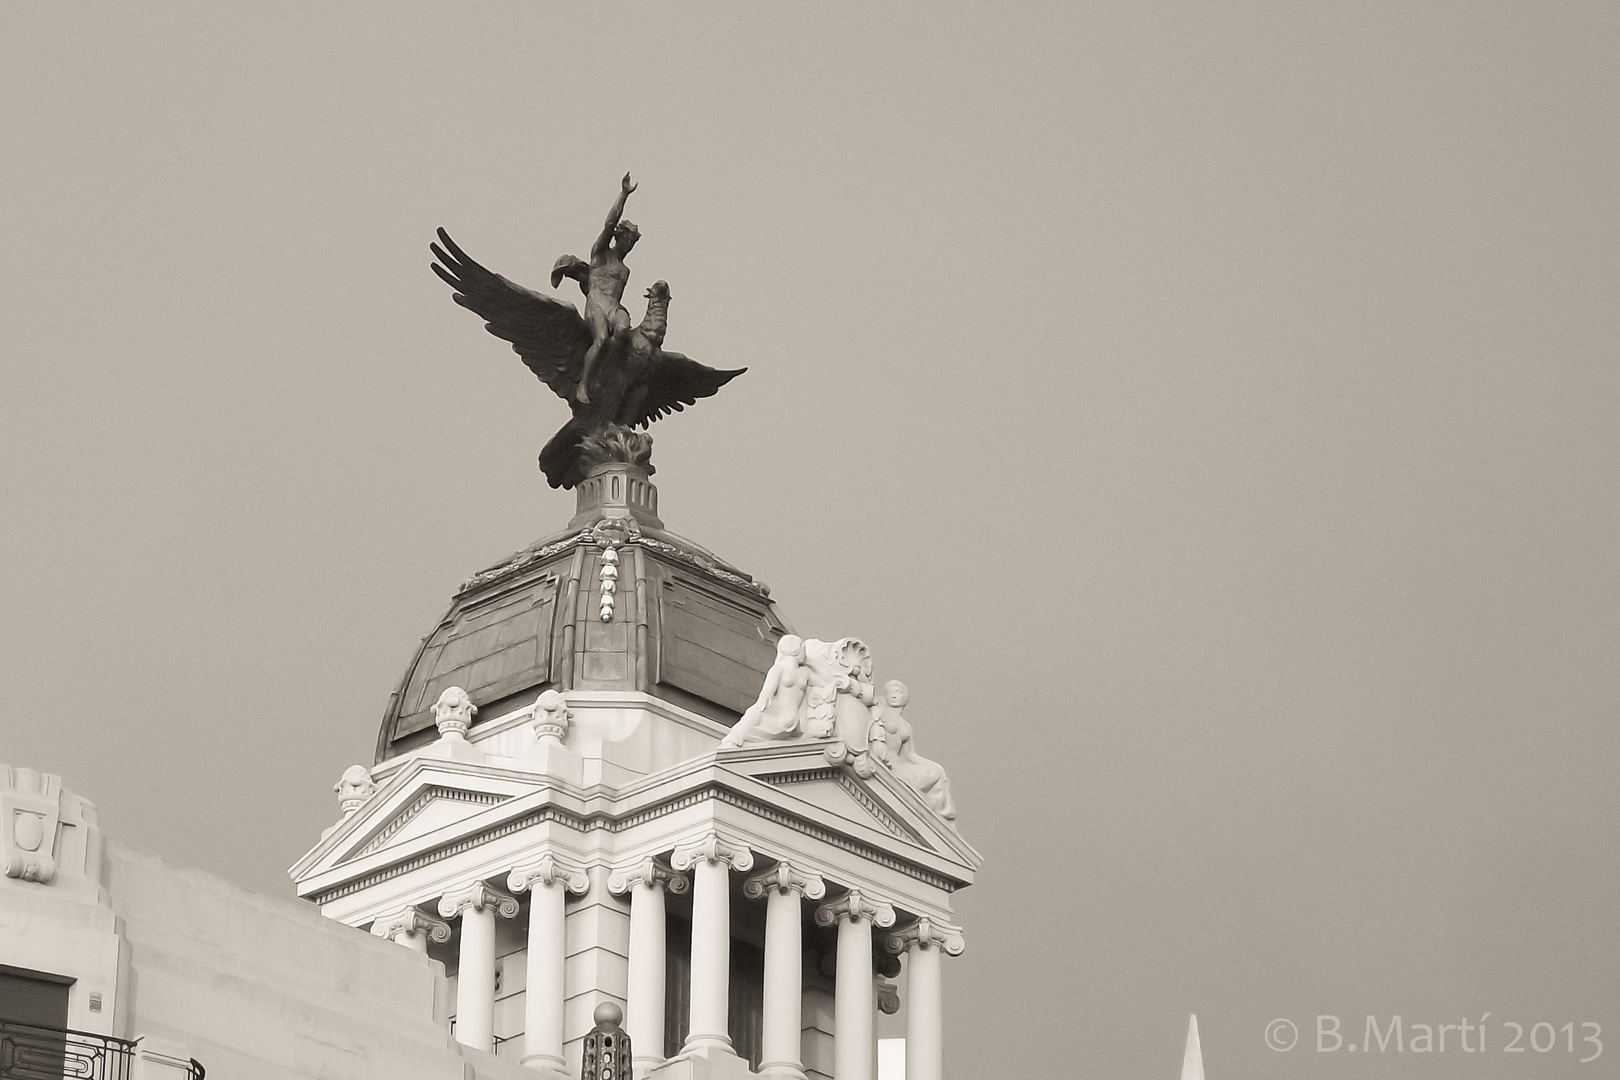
[{"left": 622, "top": 173, "right": 637, "bottom": 194}]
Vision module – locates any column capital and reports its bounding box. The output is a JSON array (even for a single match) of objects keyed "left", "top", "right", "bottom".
[
  {"left": 743, "top": 860, "right": 827, "bottom": 901},
  {"left": 507, "top": 853, "right": 590, "bottom": 896},
  {"left": 607, "top": 855, "right": 690, "bottom": 896},
  {"left": 814, "top": 888, "right": 896, "bottom": 929},
  {"left": 371, "top": 905, "right": 451, "bottom": 944},
  {"left": 670, "top": 831, "right": 755, "bottom": 873},
  {"left": 438, "top": 880, "right": 520, "bottom": 920},
  {"left": 884, "top": 916, "right": 965, "bottom": 957}
]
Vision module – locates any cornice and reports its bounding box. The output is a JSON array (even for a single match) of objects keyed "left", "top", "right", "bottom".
[{"left": 300, "top": 751, "right": 977, "bottom": 906}]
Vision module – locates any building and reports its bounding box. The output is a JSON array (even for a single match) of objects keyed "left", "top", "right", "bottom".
[{"left": 3, "top": 457, "right": 980, "bottom": 1080}]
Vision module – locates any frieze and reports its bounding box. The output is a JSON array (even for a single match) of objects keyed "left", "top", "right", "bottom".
[{"left": 310, "top": 783, "right": 960, "bottom": 906}]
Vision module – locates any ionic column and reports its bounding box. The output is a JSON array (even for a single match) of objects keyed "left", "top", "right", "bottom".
[
  {"left": 370, "top": 905, "right": 451, "bottom": 954},
  {"left": 438, "top": 881, "right": 520, "bottom": 1052},
  {"left": 885, "top": 919, "right": 965, "bottom": 1080},
  {"left": 608, "top": 858, "right": 690, "bottom": 1077},
  {"left": 814, "top": 890, "right": 896, "bottom": 1080},
  {"left": 670, "top": 833, "right": 755, "bottom": 1055},
  {"left": 744, "top": 862, "right": 826, "bottom": 1080},
  {"left": 507, "top": 855, "right": 590, "bottom": 1075}
]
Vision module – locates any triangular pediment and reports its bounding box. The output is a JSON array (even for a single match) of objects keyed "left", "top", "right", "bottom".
[
  {"left": 288, "top": 758, "right": 544, "bottom": 882},
  {"left": 350, "top": 784, "right": 510, "bottom": 857},
  {"left": 759, "top": 766, "right": 928, "bottom": 844},
  {"left": 717, "top": 743, "right": 981, "bottom": 871}
]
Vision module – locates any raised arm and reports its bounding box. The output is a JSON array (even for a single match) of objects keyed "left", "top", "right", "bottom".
[{"left": 591, "top": 173, "right": 637, "bottom": 256}]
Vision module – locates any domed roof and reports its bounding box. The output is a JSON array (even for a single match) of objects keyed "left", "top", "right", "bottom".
[{"left": 374, "top": 463, "right": 793, "bottom": 763}]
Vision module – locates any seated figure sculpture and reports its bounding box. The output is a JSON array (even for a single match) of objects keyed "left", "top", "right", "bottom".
[
  {"left": 719, "top": 635, "right": 809, "bottom": 748},
  {"left": 872, "top": 680, "right": 956, "bottom": 820}
]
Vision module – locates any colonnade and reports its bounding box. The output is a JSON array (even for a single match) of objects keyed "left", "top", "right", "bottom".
[{"left": 370, "top": 833, "right": 963, "bottom": 1080}]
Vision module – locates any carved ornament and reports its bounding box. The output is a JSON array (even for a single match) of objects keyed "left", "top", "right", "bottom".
[
  {"left": 1, "top": 765, "right": 62, "bottom": 884},
  {"left": 606, "top": 856, "right": 689, "bottom": 896},
  {"left": 371, "top": 905, "right": 452, "bottom": 944},
  {"left": 742, "top": 860, "right": 827, "bottom": 901},
  {"left": 333, "top": 765, "right": 378, "bottom": 817},
  {"left": 669, "top": 832, "right": 755, "bottom": 874},
  {"left": 431, "top": 686, "right": 477, "bottom": 739},
  {"left": 438, "top": 880, "right": 521, "bottom": 920},
  {"left": 813, "top": 888, "right": 897, "bottom": 929},
  {"left": 884, "top": 916, "right": 966, "bottom": 957},
  {"left": 507, "top": 853, "right": 591, "bottom": 896},
  {"left": 532, "top": 690, "right": 572, "bottom": 744}
]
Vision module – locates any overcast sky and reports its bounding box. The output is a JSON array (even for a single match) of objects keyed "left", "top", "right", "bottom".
[{"left": 3, "top": 5, "right": 1616, "bottom": 1078}]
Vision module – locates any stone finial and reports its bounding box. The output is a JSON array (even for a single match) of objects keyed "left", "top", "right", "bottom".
[
  {"left": 814, "top": 888, "right": 897, "bottom": 929},
  {"left": 581, "top": 1000, "right": 632, "bottom": 1080},
  {"left": 333, "top": 765, "right": 377, "bottom": 817},
  {"left": 532, "top": 689, "right": 571, "bottom": 745},
  {"left": 431, "top": 686, "right": 477, "bottom": 739},
  {"left": 742, "top": 860, "right": 827, "bottom": 901}
]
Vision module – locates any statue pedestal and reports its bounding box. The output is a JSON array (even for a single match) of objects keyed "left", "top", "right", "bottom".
[{"left": 568, "top": 462, "right": 663, "bottom": 531}]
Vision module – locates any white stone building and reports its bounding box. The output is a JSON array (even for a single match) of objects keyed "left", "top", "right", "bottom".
[{"left": 3, "top": 461, "right": 979, "bottom": 1080}]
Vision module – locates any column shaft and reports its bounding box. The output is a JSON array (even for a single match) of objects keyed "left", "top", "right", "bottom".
[
  {"left": 455, "top": 905, "right": 497, "bottom": 1052},
  {"left": 759, "top": 888, "right": 806, "bottom": 1078},
  {"left": 400, "top": 929, "right": 429, "bottom": 954},
  {"left": 834, "top": 916, "right": 875, "bottom": 1080},
  {"left": 522, "top": 880, "right": 568, "bottom": 1071},
  {"left": 684, "top": 857, "right": 734, "bottom": 1052},
  {"left": 627, "top": 879, "right": 668, "bottom": 1075},
  {"left": 906, "top": 944, "right": 943, "bottom": 1080}
]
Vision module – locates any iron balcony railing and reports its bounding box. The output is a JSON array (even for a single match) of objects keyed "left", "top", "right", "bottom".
[{"left": 0, "top": 1021, "right": 204, "bottom": 1080}]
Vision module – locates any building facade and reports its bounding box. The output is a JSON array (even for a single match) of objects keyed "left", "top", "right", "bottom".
[
  {"left": 291, "top": 462, "right": 979, "bottom": 1080},
  {"left": 3, "top": 461, "right": 976, "bottom": 1080}
]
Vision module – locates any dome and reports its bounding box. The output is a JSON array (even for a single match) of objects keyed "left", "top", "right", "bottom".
[{"left": 374, "top": 462, "right": 793, "bottom": 763}]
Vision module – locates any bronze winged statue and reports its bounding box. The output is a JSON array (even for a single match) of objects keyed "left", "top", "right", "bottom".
[{"left": 430, "top": 177, "right": 744, "bottom": 489}]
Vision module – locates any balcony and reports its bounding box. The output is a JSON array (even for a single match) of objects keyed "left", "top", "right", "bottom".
[{"left": 0, "top": 1021, "right": 204, "bottom": 1080}]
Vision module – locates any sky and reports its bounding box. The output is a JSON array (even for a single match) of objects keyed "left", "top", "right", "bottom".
[{"left": 3, "top": 4, "right": 1617, "bottom": 1078}]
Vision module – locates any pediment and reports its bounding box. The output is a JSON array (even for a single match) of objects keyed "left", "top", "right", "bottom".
[
  {"left": 349, "top": 785, "right": 510, "bottom": 857},
  {"left": 720, "top": 745, "right": 981, "bottom": 871},
  {"left": 288, "top": 759, "right": 541, "bottom": 881}
]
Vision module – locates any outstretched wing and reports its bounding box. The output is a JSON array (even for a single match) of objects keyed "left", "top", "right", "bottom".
[
  {"left": 630, "top": 351, "right": 747, "bottom": 427},
  {"left": 431, "top": 228, "right": 591, "bottom": 401}
]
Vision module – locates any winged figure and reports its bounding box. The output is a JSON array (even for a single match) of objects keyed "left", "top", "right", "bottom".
[{"left": 430, "top": 218, "right": 744, "bottom": 490}]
